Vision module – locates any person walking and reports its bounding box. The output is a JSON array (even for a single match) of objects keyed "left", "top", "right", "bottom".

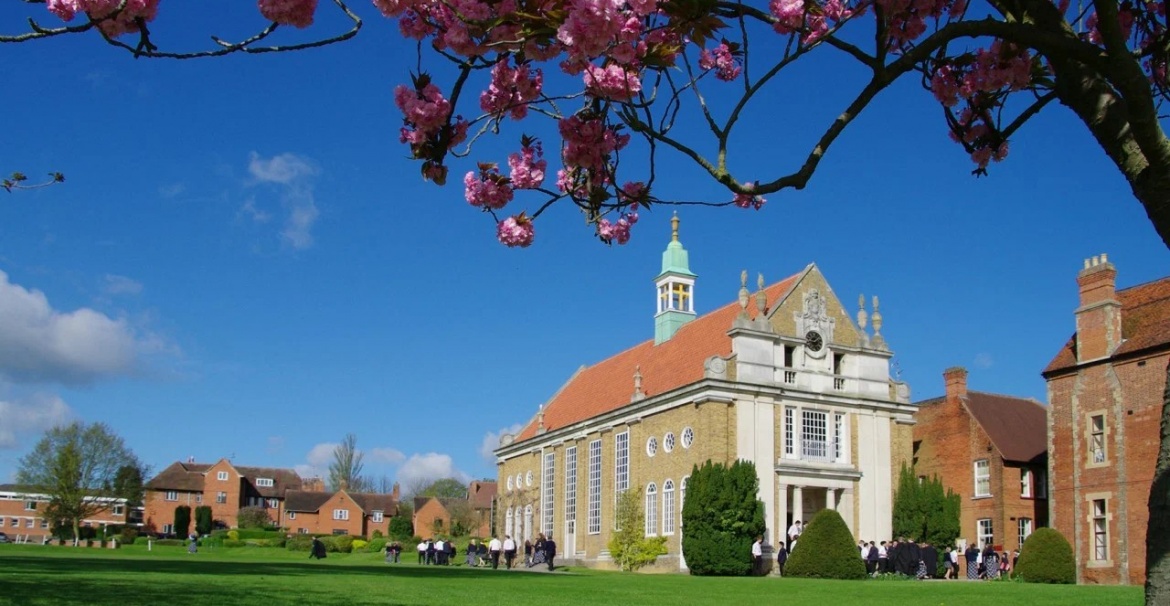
[
  {"left": 187, "top": 532, "right": 198, "bottom": 555},
  {"left": 417, "top": 539, "right": 426, "bottom": 564},
  {"left": 751, "top": 536, "right": 764, "bottom": 576},
  {"left": 866, "top": 541, "right": 879, "bottom": 576},
  {"left": 467, "top": 539, "right": 479, "bottom": 567},
  {"left": 964, "top": 542, "right": 980, "bottom": 580},
  {"left": 775, "top": 541, "right": 789, "bottom": 577},
  {"left": 489, "top": 535, "right": 502, "bottom": 569},
  {"left": 503, "top": 535, "right": 517, "bottom": 569},
  {"left": 787, "top": 520, "right": 802, "bottom": 548},
  {"left": 544, "top": 534, "right": 557, "bottom": 571}
]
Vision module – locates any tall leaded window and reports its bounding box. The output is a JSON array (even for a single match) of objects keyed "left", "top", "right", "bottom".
[
  {"left": 588, "top": 439, "right": 602, "bottom": 534},
  {"left": 645, "top": 483, "right": 658, "bottom": 536},
  {"left": 565, "top": 446, "right": 577, "bottom": 527},
  {"left": 615, "top": 431, "right": 630, "bottom": 494},
  {"left": 662, "top": 479, "right": 676, "bottom": 535},
  {"left": 1092, "top": 499, "right": 1108, "bottom": 560},
  {"left": 784, "top": 407, "right": 795, "bottom": 456},
  {"left": 1090, "top": 414, "right": 1106, "bottom": 463},
  {"left": 1020, "top": 469, "right": 1033, "bottom": 498},
  {"left": 801, "top": 409, "right": 829, "bottom": 462},
  {"left": 1018, "top": 518, "right": 1032, "bottom": 548},
  {"left": 974, "top": 460, "right": 991, "bottom": 497},
  {"left": 542, "top": 452, "right": 555, "bottom": 535},
  {"left": 977, "top": 518, "right": 994, "bottom": 548},
  {"left": 833, "top": 413, "right": 844, "bottom": 462}
]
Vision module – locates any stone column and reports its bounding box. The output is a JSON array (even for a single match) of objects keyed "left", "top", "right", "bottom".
[
  {"left": 827, "top": 487, "right": 837, "bottom": 511},
  {"left": 792, "top": 485, "right": 804, "bottom": 525},
  {"left": 776, "top": 483, "right": 788, "bottom": 544}
]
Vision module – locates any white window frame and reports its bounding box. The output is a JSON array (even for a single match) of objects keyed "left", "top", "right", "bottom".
[
  {"left": 507, "top": 476, "right": 514, "bottom": 491},
  {"left": 977, "top": 518, "right": 994, "bottom": 549},
  {"left": 505, "top": 507, "right": 514, "bottom": 538},
  {"left": 662, "top": 479, "right": 675, "bottom": 535},
  {"left": 1092, "top": 499, "right": 1108, "bottom": 561},
  {"left": 974, "top": 460, "right": 991, "bottom": 497},
  {"left": 525, "top": 470, "right": 533, "bottom": 487},
  {"left": 784, "top": 407, "right": 795, "bottom": 457},
  {"left": 216, "top": 492, "right": 227, "bottom": 504},
  {"left": 681, "top": 427, "right": 694, "bottom": 449},
  {"left": 1036, "top": 469, "right": 1048, "bottom": 498},
  {"left": 217, "top": 471, "right": 229, "bottom": 481},
  {"left": 113, "top": 504, "right": 125, "bottom": 516},
  {"left": 646, "top": 436, "right": 658, "bottom": 457},
  {"left": 23, "top": 501, "right": 36, "bottom": 511},
  {"left": 372, "top": 510, "right": 383, "bottom": 523},
  {"left": 333, "top": 508, "right": 349, "bottom": 521},
  {"left": 833, "top": 413, "right": 844, "bottom": 462},
  {"left": 1021, "top": 469, "right": 1033, "bottom": 498},
  {"left": 288, "top": 511, "right": 297, "bottom": 520},
  {"left": 663, "top": 432, "right": 675, "bottom": 453},
  {"left": 1090, "top": 414, "right": 1107, "bottom": 464},
  {"left": 801, "top": 409, "right": 830, "bottom": 462},
  {"left": 587, "top": 439, "right": 602, "bottom": 534},
  {"left": 163, "top": 523, "right": 174, "bottom": 534},
  {"left": 1018, "top": 517, "right": 1032, "bottom": 548},
  {"left": 256, "top": 478, "right": 274, "bottom": 487},
  {"left": 267, "top": 498, "right": 279, "bottom": 509},
  {"left": 542, "top": 451, "right": 555, "bottom": 536},
  {"left": 565, "top": 446, "right": 577, "bottom": 526},
  {"left": 165, "top": 491, "right": 178, "bottom": 502},
  {"left": 614, "top": 431, "right": 630, "bottom": 495},
  {"left": 645, "top": 483, "right": 658, "bottom": 536}
]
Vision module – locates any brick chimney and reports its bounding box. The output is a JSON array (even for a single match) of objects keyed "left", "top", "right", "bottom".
[
  {"left": 392, "top": 482, "right": 401, "bottom": 500},
  {"left": 943, "top": 366, "right": 968, "bottom": 400},
  {"left": 1075, "top": 254, "right": 1123, "bottom": 362}
]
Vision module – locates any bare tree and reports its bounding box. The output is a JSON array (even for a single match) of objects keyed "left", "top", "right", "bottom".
[{"left": 327, "top": 433, "right": 370, "bottom": 492}]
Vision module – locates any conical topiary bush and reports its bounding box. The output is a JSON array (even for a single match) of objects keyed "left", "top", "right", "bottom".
[
  {"left": 784, "top": 508, "right": 868, "bottom": 580},
  {"left": 1014, "top": 527, "right": 1075, "bottom": 584}
]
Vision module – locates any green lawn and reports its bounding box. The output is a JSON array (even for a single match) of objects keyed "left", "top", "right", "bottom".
[{"left": 0, "top": 544, "right": 1142, "bottom": 606}]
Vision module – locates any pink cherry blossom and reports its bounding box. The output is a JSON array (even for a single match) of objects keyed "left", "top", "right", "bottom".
[
  {"left": 481, "top": 59, "right": 544, "bottom": 120},
  {"left": 258, "top": 0, "right": 318, "bottom": 28},
  {"left": 558, "top": 114, "right": 631, "bottom": 173},
  {"left": 47, "top": 0, "right": 159, "bottom": 37},
  {"left": 508, "top": 142, "right": 548, "bottom": 189},
  {"left": 597, "top": 208, "right": 638, "bottom": 244},
  {"left": 498, "top": 215, "right": 536, "bottom": 247},
  {"left": 699, "top": 43, "right": 742, "bottom": 81},
  {"left": 583, "top": 63, "right": 642, "bottom": 101},
  {"left": 464, "top": 164, "right": 515, "bottom": 209},
  {"left": 733, "top": 182, "right": 766, "bottom": 210}
]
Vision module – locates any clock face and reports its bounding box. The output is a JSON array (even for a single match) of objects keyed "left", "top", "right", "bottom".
[{"left": 805, "top": 330, "right": 824, "bottom": 353}]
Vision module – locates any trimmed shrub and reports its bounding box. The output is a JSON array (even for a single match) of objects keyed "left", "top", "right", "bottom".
[
  {"left": 372, "top": 530, "right": 384, "bottom": 539},
  {"left": 237, "top": 506, "right": 272, "bottom": 529},
  {"left": 235, "top": 529, "right": 285, "bottom": 540},
  {"left": 784, "top": 509, "right": 868, "bottom": 580},
  {"left": 681, "top": 460, "right": 766, "bottom": 576},
  {"left": 227, "top": 530, "right": 240, "bottom": 541},
  {"left": 1014, "top": 528, "right": 1075, "bottom": 584},
  {"left": 120, "top": 528, "right": 138, "bottom": 544},
  {"left": 389, "top": 516, "right": 414, "bottom": 541},
  {"left": 195, "top": 506, "right": 214, "bottom": 536},
  {"left": 367, "top": 538, "right": 387, "bottom": 553},
  {"left": 286, "top": 536, "right": 314, "bottom": 552},
  {"left": 174, "top": 505, "right": 192, "bottom": 538},
  {"left": 331, "top": 535, "right": 355, "bottom": 553}
]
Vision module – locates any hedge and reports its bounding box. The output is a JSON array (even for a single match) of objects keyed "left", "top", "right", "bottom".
[
  {"left": 784, "top": 509, "right": 868, "bottom": 580},
  {"left": 1014, "top": 528, "right": 1075, "bottom": 584}
]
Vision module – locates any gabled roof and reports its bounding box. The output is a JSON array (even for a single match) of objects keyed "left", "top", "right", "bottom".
[
  {"left": 235, "top": 466, "right": 304, "bottom": 498},
  {"left": 917, "top": 391, "right": 1048, "bottom": 464},
  {"left": 513, "top": 272, "right": 803, "bottom": 443},
  {"left": 144, "top": 461, "right": 212, "bottom": 492},
  {"left": 468, "top": 481, "right": 497, "bottom": 510},
  {"left": 284, "top": 490, "right": 333, "bottom": 512},
  {"left": 1044, "top": 276, "right": 1170, "bottom": 375},
  {"left": 350, "top": 492, "right": 399, "bottom": 515}
]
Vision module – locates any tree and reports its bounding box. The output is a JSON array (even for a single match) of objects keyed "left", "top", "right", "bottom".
[
  {"left": 389, "top": 514, "right": 415, "bottom": 541},
  {"left": 110, "top": 464, "right": 147, "bottom": 506},
  {"left": 194, "top": 506, "right": 214, "bottom": 536},
  {"left": 891, "top": 464, "right": 961, "bottom": 550},
  {"left": 237, "top": 506, "right": 272, "bottom": 529},
  {"left": 681, "top": 460, "right": 765, "bottom": 576},
  {"left": 1014, "top": 527, "right": 1076, "bottom": 584},
  {"left": 784, "top": 509, "right": 868, "bottom": 580},
  {"left": 15, "top": 422, "right": 141, "bottom": 543},
  {"left": 446, "top": 500, "right": 480, "bottom": 536},
  {"left": 174, "top": 505, "right": 191, "bottom": 538},
  {"left": 328, "top": 433, "right": 371, "bottom": 492},
  {"left": 608, "top": 488, "right": 669, "bottom": 571},
  {"left": 421, "top": 478, "right": 469, "bottom": 499}
]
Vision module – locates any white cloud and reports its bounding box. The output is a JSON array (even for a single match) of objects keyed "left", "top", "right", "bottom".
[
  {"left": 296, "top": 441, "right": 337, "bottom": 479},
  {"left": 245, "top": 152, "right": 321, "bottom": 251},
  {"left": 396, "top": 453, "right": 470, "bottom": 489},
  {"left": 0, "top": 393, "right": 74, "bottom": 449},
  {"left": 368, "top": 447, "right": 406, "bottom": 465},
  {"left": 102, "top": 274, "right": 143, "bottom": 296},
  {"left": 239, "top": 198, "right": 272, "bottom": 224},
  {"left": 973, "top": 353, "right": 995, "bottom": 369},
  {"left": 480, "top": 423, "right": 523, "bottom": 463},
  {"left": 0, "top": 271, "right": 160, "bottom": 385}
]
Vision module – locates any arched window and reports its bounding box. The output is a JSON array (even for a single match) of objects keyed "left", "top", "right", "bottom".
[
  {"left": 523, "top": 504, "right": 533, "bottom": 542},
  {"left": 513, "top": 507, "right": 522, "bottom": 541},
  {"left": 645, "top": 483, "right": 658, "bottom": 536},
  {"left": 505, "top": 507, "right": 514, "bottom": 538},
  {"left": 663, "top": 479, "right": 676, "bottom": 535},
  {"left": 680, "top": 476, "right": 689, "bottom": 531}
]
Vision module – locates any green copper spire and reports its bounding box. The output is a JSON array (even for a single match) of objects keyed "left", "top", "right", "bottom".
[{"left": 655, "top": 213, "right": 697, "bottom": 345}]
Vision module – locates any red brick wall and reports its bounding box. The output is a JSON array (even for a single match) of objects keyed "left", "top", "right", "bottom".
[
  {"left": 413, "top": 498, "right": 451, "bottom": 538},
  {"left": 0, "top": 495, "right": 130, "bottom": 541},
  {"left": 1048, "top": 352, "right": 1167, "bottom": 585},
  {"left": 143, "top": 490, "right": 201, "bottom": 535}
]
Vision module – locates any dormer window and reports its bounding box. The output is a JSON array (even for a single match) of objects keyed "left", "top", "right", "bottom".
[{"left": 256, "top": 478, "right": 274, "bottom": 488}]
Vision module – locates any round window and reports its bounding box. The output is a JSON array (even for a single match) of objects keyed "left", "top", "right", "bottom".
[
  {"left": 664, "top": 432, "right": 676, "bottom": 453},
  {"left": 647, "top": 436, "right": 658, "bottom": 457},
  {"left": 682, "top": 427, "right": 695, "bottom": 448},
  {"left": 515, "top": 473, "right": 523, "bottom": 488},
  {"left": 525, "top": 470, "right": 533, "bottom": 487},
  {"left": 506, "top": 476, "right": 514, "bottom": 491}
]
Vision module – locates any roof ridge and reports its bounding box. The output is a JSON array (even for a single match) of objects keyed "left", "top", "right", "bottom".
[
  {"left": 968, "top": 390, "right": 1048, "bottom": 407},
  {"left": 1118, "top": 274, "right": 1170, "bottom": 295}
]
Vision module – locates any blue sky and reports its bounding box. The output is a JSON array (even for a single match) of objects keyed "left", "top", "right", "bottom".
[{"left": 1, "top": 2, "right": 1168, "bottom": 489}]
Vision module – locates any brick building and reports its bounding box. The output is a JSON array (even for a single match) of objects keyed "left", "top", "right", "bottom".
[
  {"left": 492, "top": 217, "right": 916, "bottom": 571},
  {"left": 1044, "top": 255, "right": 1170, "bottom": 585},
  {"left": 412, "top": 496, "right": 456, "bottom": 538},
  {"left": 411, "top": 480, "right": 497, "bottom": 538},
  {"left": 912, "top": 367, "right": 1048, "bottom": 553},
  {"left": 468, "top": 480, "right": 497, "bottom": 537},
  {"left": 283, "top": 488, "right": 399, "bottom": 538},
  {"left": 143, "top": 459, "right": 309, "bottom": 534},
  {"left": 0, "top": 484, "right": 135, "bottom": 542}
]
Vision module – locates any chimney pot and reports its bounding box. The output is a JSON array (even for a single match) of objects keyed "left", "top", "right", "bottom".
[{"left": 943, "top": 366, "right": 968, "bottom": 399}]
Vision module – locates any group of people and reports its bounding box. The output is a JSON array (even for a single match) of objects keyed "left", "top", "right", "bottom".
[
  {"left": 857, "top": 538, "right": 940, "bottom": 578},
  {"left": 959, "top": 543, "right": 1018, "bottom": 580},
  {"left": 408, "top": 534, "right": 557, "bottom": 571}
]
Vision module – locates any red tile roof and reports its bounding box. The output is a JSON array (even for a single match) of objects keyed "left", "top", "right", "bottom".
[
  {"left": 964, "top": 392, "right": 1048, "bottom": 463},
  {"left": 514, "top": 272, "right": 803, "bottom": 443},
  {"left": 1044, "top": 275, "right": 1170, "bottom": 375}
]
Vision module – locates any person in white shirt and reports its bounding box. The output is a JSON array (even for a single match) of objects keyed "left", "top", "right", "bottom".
[
  {"left": 787, "top": 520, "right": 802, "bottom": 548},
  {"left": 751, "top": 536, "right": 764, "bottom": 575},
  {"left": 503, "top": 535, "right": 518, "bottom": 569},
  {"left": 416, "top": 539, "right": 426, "bottom": 564},
  {"left": 488, "top": 536, "right": 503, "bottom": 569},
  {"left": 435, "top": 538, "right": 446, "bottom": 565}
]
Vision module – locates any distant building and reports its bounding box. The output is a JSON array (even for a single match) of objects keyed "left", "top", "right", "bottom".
[
  {"left": 412, "top": 496, "right": 456, "bottom": 538},
  {"left": 912, "top": 367, "right": 1048, "bottom": 553},
  {"left": 1044, "top": 255, "right": 1170, "bottom": 585},
  {"left": 468, "top": 480, "right": 497, "bottom": 537},
  {"left": 493, "top": 217, "right": 915, "bottom": 571},
  {"left": 0, "top": 484, "right": 135, "bottom": 542},
  {"left": 412, "top": 480, "right": 498, "bottom": 538},
  {"left": 143, "top": 458, "right": 305, "bottom": 534},
  {"left": 283, "top": 487, "right": 399, "bottom": 538}
]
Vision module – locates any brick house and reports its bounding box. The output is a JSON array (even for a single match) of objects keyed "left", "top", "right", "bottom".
[
  {"left": 0, "top": 484, "right": 135, "bottom": 542},
  {"left": 469, "top": 480, "right": 497, "bottom": 537},
  {"left": 412, "top": 496, "right": 455, "bottom": 538},
  {"left": 1043, "top": 255, "right": 1170, "bottom": 585},
  {"left": 143, "top": 459, "right": 307, "bottom": 535},
  {"left": 284, "top": 488, "right": 399, "bottom": 538},
  {"left": 411, "top": 481, "right": 498, "bottom": 539},
  {"left": 912, "top": 367, "right": 1049, "bottom": 554},
  {"left": 493, "top": 217, "right": 916, "bottom": 570}
]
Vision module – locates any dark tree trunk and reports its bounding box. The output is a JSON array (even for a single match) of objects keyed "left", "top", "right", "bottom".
[{"left": 1146, "top": 359, "right": 1170, "bottom": 604}]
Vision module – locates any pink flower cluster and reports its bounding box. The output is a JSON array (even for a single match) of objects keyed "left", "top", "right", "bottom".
[
  {"left": 47, "top": 0, "right": 159, "bottom": 37},
  {"left": 557, "top": 0, "right": 654, "bottom": 67},
  {"left": 558, "top": 114, "right": 631, "bottom": 173},
  {"left": 395, "top": 80, "right": 468, "bottom": 154},
  {"left": 733, "top": 183, "right": 766, "bottom": 210},
  {"left": 507, "top": 142, "right": 547, "bottom": 190},
  {"left": 497, "top": 214, "right": 535, "bottom": 247},
  {"left": 699, "top": 44, "right": 742, "bottom": 81},
  {"left": 930, "top": 41, "right": 1033, "bottom": 107},
  {"left": 464, "top": 164, "right": 515, "bottom": 209},
  {"left": 481, "top": 59, "right": 544, "bottom": 120},
  {"left": 597, "top": 205, "right": 639, "bottom": 244},
  {"left": 258, "top": 0, "right": 318, "bottom": 28},
  {"left": 874, "top": 0, "right": 965, "bottom": 47},
  {"left": 770, "top": 0, "right": 855, "bottom": 43},
  {"left": 583, "top": 64, "right": 643, "bottom": 101}
]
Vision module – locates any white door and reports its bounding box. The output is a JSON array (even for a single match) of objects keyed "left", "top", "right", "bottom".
[{"left": 564, "top": 520, "right": 575, "bottom": 559}]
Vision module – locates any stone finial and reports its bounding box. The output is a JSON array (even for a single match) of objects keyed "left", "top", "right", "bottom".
[
  {"left": 537, "top": 405, "right": 546, "bottom": 434},
  {"left": 755, "top": 273, "right": 767, "bottom": 317},
  {"left": 632, "top": 366, "right": 645, "bottom": 402},
  {"left": 738, "top": 270, "right": 750, "bottom": 318},
  {"left": 871, "top": 295, "right": 886, "bottom": 349},
  {"left": 857, "top": 294, "right": 869, "bottom": 347},
  {"left": 671, "top": 212, "right": 680, "bottom": 242}
]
